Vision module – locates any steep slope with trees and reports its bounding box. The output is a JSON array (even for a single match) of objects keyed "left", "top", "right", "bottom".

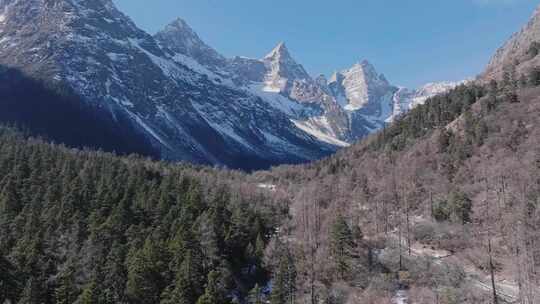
[{"left": 252, "top": 69, "right": 540, "bottom": 303}]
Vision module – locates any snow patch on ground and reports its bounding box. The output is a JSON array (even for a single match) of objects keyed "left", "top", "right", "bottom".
[
  {"left": 0, "top": 5, "right": 8, "bottom": 24},
  {"left": 191, "top": 102, "right": 255, "bottom": 151},
  {"left": 171, "top": 53, "right": 234, "bottom": 87},
  {"left": 257, "top": 183, "right": 277, "bottom": 191},
  {"left": 292, "top": 119, "right": 350, "bottom": 147},
  {"left": 126, "top": 111, "right": 171, "bottom": 149},
  {"left": 106, "top": 52, "right": 124, "bottom": 62},
  {"left": 392, "top": 290, "right": 408, "bottom": 304},
  {"left": 246, "top": 83, "right": 307, "bottom": 116},
  {"left": 128, "top": 38, "right": 192, "bottom": 82}
]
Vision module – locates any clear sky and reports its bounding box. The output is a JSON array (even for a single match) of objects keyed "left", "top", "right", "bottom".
[{"left": 113, "top": 0, "right": 539, "bottom": 88}]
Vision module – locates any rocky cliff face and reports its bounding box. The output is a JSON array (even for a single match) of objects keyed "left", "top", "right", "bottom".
[{"left": 483, "top": 4, "right": 540, "bottom": 82}]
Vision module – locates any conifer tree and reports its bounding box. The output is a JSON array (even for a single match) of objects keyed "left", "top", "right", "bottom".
[
  {"left": 449, "top": 190, "right": 473, "bottom": 225},
  {"left": 18, "top": 276, "right": 43, "bottom": 304},
  {"left": 0, "top": 256, "right": 20, "bottom": 303},
  {"left": 78, "top": 281, "right": 99, "bottom": 304},
  {"left": 528, "top": 66, "right": 540, "bottom": 86},
  {"left": 161, "top": 255, "right": 203, "bottom": 304},
  {"left": 196, "top": 270, "right": 228, "bottom": 304},
  {"left": 0, "top": 176, "right": 21, "bottom": 218},
  {"left": 270, "top": 246, "right": 296, "bottom": 304},
  {"left": 126, "top": 238, "right": 167, "bottom": 303},
  {"left": 329, "top": 215, "right": 355, "bottom": 279},
  {"left": 55, "top": 263, "right": 79, "bottom": 304}
]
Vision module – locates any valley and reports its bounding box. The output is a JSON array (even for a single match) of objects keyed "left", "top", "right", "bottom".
[{"left": 1, "top": 1, "right": 540, "bottom": 304}]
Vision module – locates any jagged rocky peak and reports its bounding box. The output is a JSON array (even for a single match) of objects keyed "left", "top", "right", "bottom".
[
  {"left": 483, "top": 4, "right": 540, "bottom": 81},
  {"left": 264, "top": 42, "right": 290, "bottom": 61},
  {"left": 157, "top": 18, "right": 209, "bottom": 52},
  {"left": 155, "top": 17, "right": 226, "bottom": 69},
  {"left": 166, "top": 17, "right": 192, "bottom": 31},
  {"left": 328, "top": 60, "right": 396, "bottom": 111},
  {"left": 263, "top": 42, "right": 311, "bottom": 82},
  {"left": 344, "top": 60, "right": 390, "bottom": 87}
]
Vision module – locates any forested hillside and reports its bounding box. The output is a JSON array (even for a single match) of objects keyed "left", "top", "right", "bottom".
[
  {"left": 0, "top": 127, "right": 295, "bottom": 304},
  {"left": 252, "top": 70, "right": 540, "bottom": 303},
  {"left": 2, "top": 58, "right": 538, "bottom": 304},
  {"left": 2, "top": 10, "right": 540, "bottom": 302}
]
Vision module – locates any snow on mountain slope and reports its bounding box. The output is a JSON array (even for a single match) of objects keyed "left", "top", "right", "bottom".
[
  {"left": 153, "top": 17, "right": 463, "bottom": 146},
  {"left": 0, "top": 0, "right": 462, "bottom": 170},
  {"left": 389, "top": 81, "right": 467, "bottom": 122},
  {"left": 292, "top": 118, "right": 350, "bottom": 147},
  {"left": 329, "top": 61, "right": 397, "bottom": 111},
  {"left": 153, "top": 14, "right": 459, "bottom": 148},
  {"left": 0, "top": 0, "right": 335, "bottom": 170}
]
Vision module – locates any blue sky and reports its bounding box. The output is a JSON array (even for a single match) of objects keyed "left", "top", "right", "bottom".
[{"left": 113, "top": 0, "right": 539, "bottom": 88}]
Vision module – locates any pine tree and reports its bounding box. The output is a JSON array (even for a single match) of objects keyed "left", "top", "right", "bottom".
[
  {"left": 161, "top": 255, "right": 203, "bottom": 304},
  {"left": 255, "top": 234, "right": 266, "bottom": 264},
  {"left": 503, "top": 64, "right": 519, "bottom": 103},
  {"left": 0, "top": 256, "right": 20, "bottom": 303},
  {"left": 17, "top": 276, "right": 43, "bottom": 304},
  {"left": 78, "top": 281, "right": 99, "bottom": 304},
  {"left": 329, "top": 215, "right": 355, "bottom": 279},
  {"left": 55, "top": 263, "right": 79, "bottom": 304},
  {"left": 126, "top": 238, "right": 167, "bottom": 304},
  {"left": 0, "top": 176, "right": 21, "bottom": 218},
  {"left": 474, "top": 120, "right": 489, "bottom": 146},
  {"left": 102, "top": 242, "right": 127, "bottom": 303},
  {"left": 438, "top": 130, "right": 452, "bottom": 153},
  {"left": 196, "top": 270, "right": 228, "bottom": 304},
  {"left": 270, "top": 247, "right": 296, "bottom": 304},
  {"left": 529, "top": 66, "right": 540, "bottom": 86},
  {"left": 449, "top": 190, "right": 473, "bottom": 225}
]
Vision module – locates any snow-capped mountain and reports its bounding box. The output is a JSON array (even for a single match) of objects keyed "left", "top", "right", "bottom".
[
  {"left": 0, "top": 0, "right": 336, "bottom": 170},
  {"left": 329, "top": 61, "right": 397, "bottom": 112},
  {"left": 327, "top": 61, "right": 398, "bottom": 138},
  {"left": 390, "top": 81, "right": 467, "bottom": 122},
  {"left": 154, "top": 18, "right": 228, "bottom": 77},
  {"left": 0, "top": 0, "right": 462, "bottom": 169}
]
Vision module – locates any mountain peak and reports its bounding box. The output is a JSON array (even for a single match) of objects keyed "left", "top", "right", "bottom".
[
  {"left": 328, "top": 60, "right": 395, "bottom": 111},
  {"left": 352, "top": 59, "right": 372, "bottom": 67},
  {"left": 160, "top": 17, "right": 199, "bottom": 38},
  {"left": 264, "top": 42, "right": 291, "bottom": 61},
  {"left": 155, "top": 17, "right": 226, "bottom": 70},
  {"left": 166, "top": 17, "right": 193, "bottom": 32}
]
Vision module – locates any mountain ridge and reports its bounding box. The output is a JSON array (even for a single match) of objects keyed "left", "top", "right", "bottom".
[
  {"left": 482, "top": 3, "right": 540, "bottom": 82},
  {"left": 0, "top": 0, "right": 463, "bottom": 169}
]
